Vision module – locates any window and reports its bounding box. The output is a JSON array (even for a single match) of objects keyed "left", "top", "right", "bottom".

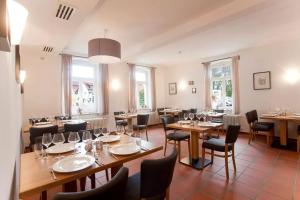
[
  {"left": 71, "top": 58, "right": 99, "bottom": 115},
  {"left": 210, "top": 59, "right": 233, "bottom": 111},
  {"left": 135, "top": 66, "right": 151, "bottom": 109}
]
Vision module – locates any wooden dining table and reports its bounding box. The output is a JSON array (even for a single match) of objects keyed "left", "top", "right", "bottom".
[
  {"left": 260, "top": 115, "right": 300, "bottom": 146},
  {"left": 115, "top": 113, "right": 138, "bottom": 126},
  {"left": 162, "top": 109, "right": 181, "bottom": 116},
  {"left": 19, "top": 135, "right": 163, "bottom": 199},
  {"left": 167, "top": 122, "right": 224, "bottom": 170}
]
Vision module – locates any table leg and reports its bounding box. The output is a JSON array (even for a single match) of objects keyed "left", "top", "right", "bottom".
[
  {"left": 279, "top": 120, "right": 288, "bottom": 146},
  {"left": 63, "top": 180, "right": 77, "bottom": 192},
  {"left": 111, "top": 164, "right": 123, "bottom": 178},
  {"left": 179, "top": 131, "right": 211, "bottom": 170}
]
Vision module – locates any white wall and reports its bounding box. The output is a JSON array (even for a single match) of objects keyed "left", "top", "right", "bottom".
[
  {"left": 0, "top": 48, "right": 22, "bottom": 200},
  {"left": 163, "top": 38, "right": 300, "bottom": 136}
]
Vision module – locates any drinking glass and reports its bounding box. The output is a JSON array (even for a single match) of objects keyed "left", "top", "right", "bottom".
[
  {"left": 94, "top": 128, "right": 102, "bottom": 140},
  {"left": 34, "top": 136, "right": 43, "bottom": 159},
  {"left": 183, "top": 113, "right": 188, "bottom": 121},
  {"left": 82, "top": 131, "right": 92, "bottom": 143},
  {"left": 68, "top": 132, "right": 80, "bottom": 152},
  {"left": 102, "top": 127, "right": 110, "bottom": 138},
  {"left": 42, "top": 133, "right": 52, "bottom": 159},
  {"left": 116, "top": 124, "right": 124, "bottom": 135},
  {"left": 135, "top": 130, "right": 142, "bottom": 148},
  {"left": 196, "top": 113, "right": 202, "bottom": 121},
  {"left": 52, "top": 133, "right": 65, "bottom": 146},
  {"left": 189, "top": 113, "right": 194, "bottom": 121}
]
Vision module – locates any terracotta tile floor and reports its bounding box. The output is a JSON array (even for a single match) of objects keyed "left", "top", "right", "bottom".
[{"left": 24, "top": 125, "right": 300, "bottom": 200}]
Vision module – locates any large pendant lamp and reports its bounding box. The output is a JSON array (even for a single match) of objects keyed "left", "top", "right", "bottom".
[{"left": 88, "top": 38, "right": 121, "bottom": 64}]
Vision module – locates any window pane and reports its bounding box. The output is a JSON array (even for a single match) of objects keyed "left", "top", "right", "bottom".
[
  {"left": 136, "top": 71, "right": 146, "bottom": 82},
  {"left": 137, "top": 83, "right": 145, "bottom": 107},
  {"left": 72, "top": 65, "right": 94, "bottom": 79}
]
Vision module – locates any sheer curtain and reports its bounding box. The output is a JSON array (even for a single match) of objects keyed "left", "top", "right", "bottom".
[
  {"left": 231, "top": 56, "right": 240, "bottom": 114},
  {"left": 128, "top": 63, "right": 136, "bottom": 112},
  {"left": 61, "top": 54, "right": 72, "bottom": 116},
  {"left": 203, "top": 62, "right": 211, "bottom": 110},
  {"left": 150, "top": 67, "right": 156, "bottom": 112},
  {"left": 101, "top": 64, "right": 109, "bottom": 115}
]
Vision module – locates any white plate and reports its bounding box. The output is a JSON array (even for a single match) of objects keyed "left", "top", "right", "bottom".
[
  {"left": 33, "top": 124, "right": 54, "bottom": 128},
  {"left": 46, "top": 143, "right": 75, "bottom": 154},
  {"left": 109, "top": 143, "right": 140, "bottom": 155},
  {"left": 261, "top": 113, "right": 278, "bottom": 117},
  {"left": 35, "top": 122, "right": 51, "bottom": 125},
  {"left": 198, "top": 122, "right": 221, "bottom": 127},
  {"left": 177, "top": 120, "right": 191, "bottom": 124},
  {"left": 98, "top": 135, "right": 121, "bottom": 143},
  {"left": 52, "top": 155, "right": 95, "bottom": 173},
  {"left": 65, "top": 119, "right": 85, "bottom": 124},
  {"left": 293, "top": 113, "right": 300, "bottom": 116}
]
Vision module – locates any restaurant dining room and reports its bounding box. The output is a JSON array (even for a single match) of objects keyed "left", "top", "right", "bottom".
[{"left": 1, "top": 0, "right": 300, "bottom": 200}]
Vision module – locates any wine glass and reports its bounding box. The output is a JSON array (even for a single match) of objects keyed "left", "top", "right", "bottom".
[
  {"left": 183, "top": 113, "right": 188, "bottom": 121},
  {"left": 196, "top": 113, "right": 202, "bottom": 121},
  {"left": 42, "top": 133, "right": 52, "bottom": 159},
  {"left": 94, "top": 128, "right": 102, "bottom": 140},
  {"left": 52, "top": 133, "right": 65, "bottom": 146},
  {"left": 82, "top": 131, "right": 92, "bottom": 143},
  {"left": 68, "top": 132, "right": 80, "bottom": 152},
  {"left": 189, "top": 113, "right": 194, "bottom": 121},
  {"left": 116, "top": 124, "right": 124, "bottom": 135},
  {"left": 34, "top": 136, "right": 43, "bottom": 159},
  {"left": 102, "top": 127, "right": 110, "bottom": 138}
]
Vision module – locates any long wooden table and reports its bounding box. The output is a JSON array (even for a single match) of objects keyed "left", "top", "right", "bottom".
[
  {"left": 20, "top": 136, "right": 163, "bottom": 199},
  {"left": 167, "top": 122, "right": 223, "bottom": 170},
  {"left": 260, "top": 115, "right": 300, "bottom": 146}
]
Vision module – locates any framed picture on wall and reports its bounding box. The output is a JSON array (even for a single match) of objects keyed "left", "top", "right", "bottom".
[
  {"left": 253, "top": 71, "right": 271, "bottom": 90},
  {"left": 169, "top": 83, "right": 177, "bottom": 95}
]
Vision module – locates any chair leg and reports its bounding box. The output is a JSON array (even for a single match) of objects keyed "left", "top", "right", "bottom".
[
  {"left": 79, "top": 177, "right": 86, "bottom": 191},
  {"left": 187, "top": 139, "right": 191, "bottom": 158},
  {"left": 90, "top": 174, "right": 96, "bottom": 189},
  {"left": 211, "top": 150, "right": 214, "bottom": 164},
  {"left": 105, "top": 169, "right": 109, "bottom": 181},
  {"left": 297, "top": 136, "right": 300, "bottom": 153},
  {"left": 41, "top": 191, "right": 47, "bottom": 200},
  {"left": 248, "top": 129, "right": 252, "bottom": 144},
  {"left": 232, "top": 144, "right": 237, "bottom": 172},
  {"left": 164, "top": 138, "right": 168, "bottom": 156},
  {"left": 178, "top": 141, "right": 181, "bottom": 162},
  {"left": 225, "top": 145, "right": 229, "bottom": 179},
  {"left": 202, "top": 147, "right": 205, "bottom": 168}
]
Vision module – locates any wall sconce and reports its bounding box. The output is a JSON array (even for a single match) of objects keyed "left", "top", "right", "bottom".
[
  {"left": 20, "top": 70, "right": 26, "bottom": 93},
  {"left": 179, "top": 80, "right": 188, "bottom": 90},
  {"left": 284, "top": 68, "right": 300, "bottom": 85},
  {"left": 8, "top": 0, "right": 28, "bottom": 45},
  {"left": 111, "top": 79, "right": 120, "bottom": 91}
]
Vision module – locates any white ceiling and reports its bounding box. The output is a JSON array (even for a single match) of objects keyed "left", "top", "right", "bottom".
[{"left": 19, "top": 0, "right": 300, "bottom": 66}]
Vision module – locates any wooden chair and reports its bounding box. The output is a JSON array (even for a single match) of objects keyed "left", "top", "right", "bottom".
[
  {"left": 202, "top": 125, "right": 240, "bottom": 179},
  {"left": 125, "top": 148, "right": 177, "bottom": 200},
  {"left": 53, "top": 167, "right": 129, "bottom": 200},
  {"left": 160, "top": 115, "right": 191, "bottom": 162},
  {"left": 245, "top": 110, "right": 274, "bottom": 145}
]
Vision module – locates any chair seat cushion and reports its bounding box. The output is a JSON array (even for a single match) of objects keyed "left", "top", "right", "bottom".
[
  {"left": 125, "top": 173, "right": 140, "bottom": 200},
  {"left": 202, "top": 138, "right": 232, "bottom": 152},
  {"left": 133, "top": 125, "right": 147, "bottom": 130},
  {"left": 116, "top": 120, "right": 128, "bottom": 126},
  {"left": 253, "top": 122, "right": 274, "bottom": 132},
  {"left": 166, "top": 131, "right": 190, "bottom": 141}
]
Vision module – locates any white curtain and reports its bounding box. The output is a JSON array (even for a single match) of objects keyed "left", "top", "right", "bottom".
[
  {"left": 61, "top": 54, "right": 72, "bottom": 116},
  {"left": 203, "top": 62, "right": 211, "bottom": 109},
  {"left": 128, "top": 64, "right": 136, "bottom": 112},
  {"left": 150, "top": 67, "right": 156, "bottom": 112},
  {"left": 231, "top": 56, "right": 240, "bottom": 114}
]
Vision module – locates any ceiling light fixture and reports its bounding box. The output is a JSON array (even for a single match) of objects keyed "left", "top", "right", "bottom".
[
  {"left": 7, "top": 0, "right": 28, "bottom": 45},
  {"left": 88, "top": 29, "right": 121, "bottom": 64}
]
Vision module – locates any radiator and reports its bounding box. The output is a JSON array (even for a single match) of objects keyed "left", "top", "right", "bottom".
[{"left": 223, "top": 115, "right": 240, "bottom": 130}]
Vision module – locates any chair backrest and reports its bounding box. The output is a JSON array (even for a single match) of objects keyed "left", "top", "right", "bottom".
[
  {"left": 245, "top": 110, "right": 258, "bottom": 124},
  {"left": 140, "top": 148, "right": 177, "bottom": 199},
  {"left": 137, "top": 114, "right": 149, "bottom": 126},
  {"left": 160, "top": 115, "right": 175, "bottom": 132},
  {"left": 213, "top": 109, "right": 224, "bottom": 113},
  {"left": 29, "top": 125, "right": 58, "bottom": 147},
  {"left": 114, "top": 111, "right": 125, "bottom": 116},
  {"left": 53, "top": 167, "right": 129, "bottom": 200},
  {"left": 64, "top": 122, "right": 87, "bottom": 133},
  {"left": 190, "top": 108, "right": 197, "bottom": 113},
  {"left": 225, "top": 125, "right": 240, "bottom": 144},
  {"left": 157, "top": 108, "right": 164, "bottom": 115}
]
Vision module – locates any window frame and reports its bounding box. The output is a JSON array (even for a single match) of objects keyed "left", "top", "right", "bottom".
[
  {"left": 71, "top": 58, "right": 99, "bottom": 116},
  {"left": 135, "top": 66, "right": 152, "bottom": 110}
]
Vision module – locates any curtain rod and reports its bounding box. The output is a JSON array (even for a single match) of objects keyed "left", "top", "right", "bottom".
[
  {"left": 127, "top": 63, "right": 156, "bottom": 69},
  {"left": 59, "top": 53, "right": 88, "bottom": 59},
  {"left": 202, "top": 55, "right": 240, "bottom": 65}
]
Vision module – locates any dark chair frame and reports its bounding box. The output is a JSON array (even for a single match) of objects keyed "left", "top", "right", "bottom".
[{"left": 134, "top": 114, "right": 150, "bottom": 141}]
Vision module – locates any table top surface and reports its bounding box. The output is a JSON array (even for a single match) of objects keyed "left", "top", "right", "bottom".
[
  {"left": 260, "top": 114, "right": 300, "bottom": 121},
  {"left": 167, "top": 122, "right": 223, "bottom": 132},
  {"left": 114, "top": 113, "right": 138, "bottom": 119},
  {"left": 20, "top": 135, "right": 163, "bottom": 198}
]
